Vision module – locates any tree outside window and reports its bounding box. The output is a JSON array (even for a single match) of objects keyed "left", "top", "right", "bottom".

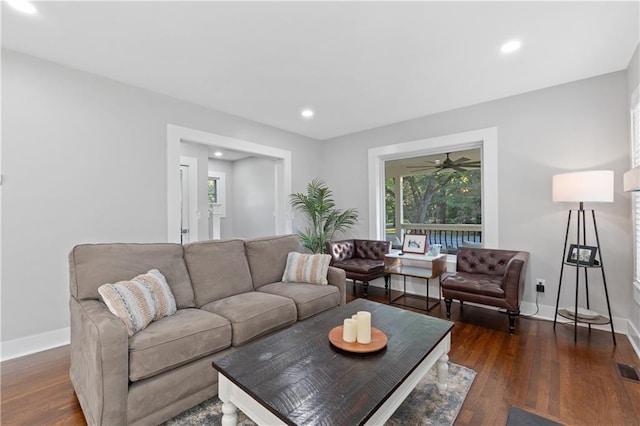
[{"left": 401, "top": 170, "right": 481, "bottom": 224}]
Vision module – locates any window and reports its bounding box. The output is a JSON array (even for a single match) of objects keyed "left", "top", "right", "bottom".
[
  {"left": 208, "top": 177, "right": 218, "bottom": 204},
  {"left": 631, "top": 94, "right": 640, "bottom": 285},
  {"left": 384, "top": 148, "right": 482, "bottom": 253}
]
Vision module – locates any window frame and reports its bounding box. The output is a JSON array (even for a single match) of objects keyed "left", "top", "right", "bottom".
[{"left": 368, "top": 127, "right": 499, "bottom": 248}]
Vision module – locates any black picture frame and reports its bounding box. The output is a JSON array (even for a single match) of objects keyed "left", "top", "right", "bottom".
[{"left": 566, "top": 244, "right": 598, "bottom": 266}]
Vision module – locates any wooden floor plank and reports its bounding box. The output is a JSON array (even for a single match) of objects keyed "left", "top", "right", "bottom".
[{"left": 2, "top": 285, "right": 639, "bottom": 425}]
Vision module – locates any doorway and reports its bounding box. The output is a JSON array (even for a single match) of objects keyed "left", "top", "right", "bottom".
[{"left": 166, "top": 125, "right": 293, "bottom": 243}]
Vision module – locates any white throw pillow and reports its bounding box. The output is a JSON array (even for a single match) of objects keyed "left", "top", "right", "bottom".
[
  {"left": 282, "top": 252, "right": 331, "bottom": 285},
  {"left": 98, "top": 269, "right": 177, "bottom": 336}
]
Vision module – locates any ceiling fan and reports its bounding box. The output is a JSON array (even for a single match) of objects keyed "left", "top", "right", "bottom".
[{"left": 406, "top": 152, "right": 481, "bottom": 173}]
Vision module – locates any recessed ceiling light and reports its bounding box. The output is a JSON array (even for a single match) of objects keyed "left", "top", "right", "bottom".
[
  {"left": 214, "top": 151, "right": 223, "bottom": 157},
  {"left": 301, "top": 109, "right": 314, "bottom": 119},
  {"left": 6, "top": 0, "right": 38, "bottom": 15},
  {"left": 500, "top": 40, "right": 522, "bottom": 54}
]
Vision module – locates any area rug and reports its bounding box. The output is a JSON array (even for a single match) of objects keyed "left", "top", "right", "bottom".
[{"left": 164, "top": 363, "right": 476, "bottom": 426}]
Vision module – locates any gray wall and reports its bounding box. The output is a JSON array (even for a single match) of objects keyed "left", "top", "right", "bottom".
[
  {"left": 1, "top": 49, "right": 321, "bottom": 345},
  {"left": 321, "top": 71, "right": 632, "bottom": 320},
  {"left": 232, "top": 157, "right": 277, "bottom": 238}
]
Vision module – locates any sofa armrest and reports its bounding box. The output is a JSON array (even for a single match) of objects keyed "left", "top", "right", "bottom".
[
  {"left": 327, "top": 266, "right": 347, "bottom": 305},
  {"left": 70, "top": 297, "right": 129, "bottom": 426},
  {"left": 502, "top": 251, "right": 529, "bottom": 310}
]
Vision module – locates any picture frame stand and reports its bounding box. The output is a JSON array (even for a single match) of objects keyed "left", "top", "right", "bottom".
[{"left": 553, "top": 202, "right": 616, "bottom": 345}]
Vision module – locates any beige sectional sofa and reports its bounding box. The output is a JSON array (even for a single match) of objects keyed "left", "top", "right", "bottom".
[{"left": 69, "top": 234, "right": 346, "bottom": 426}]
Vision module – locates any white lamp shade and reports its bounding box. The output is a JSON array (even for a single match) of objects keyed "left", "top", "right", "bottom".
[
  {"left": 624, "top": 167, "right": 640, "bottom": 192},
  {"left": 552, "top": 170, "right": 614, "bottom": 203}
]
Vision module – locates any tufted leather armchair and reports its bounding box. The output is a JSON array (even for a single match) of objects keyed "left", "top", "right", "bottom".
[
  {"left": 441, "top": 247, "right": 529, "bottom": 333},
  {"left": 326, "top": 239, "right": 391, "bottom": 297}
]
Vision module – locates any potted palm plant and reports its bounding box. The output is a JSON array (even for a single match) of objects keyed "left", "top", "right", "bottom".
[{"left": 290, "top": 178, "right": 359, "bottom": 253}]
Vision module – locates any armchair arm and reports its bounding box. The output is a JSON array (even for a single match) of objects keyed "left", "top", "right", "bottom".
[
  {"left": 502, "top": 252, "right": 529, "bottom": 310},
  {"left": 327, "top": 266, "right": 347, "bottom": 305},
  {"left": 70, "top": 297, "right": 129, "bottom": 426}
]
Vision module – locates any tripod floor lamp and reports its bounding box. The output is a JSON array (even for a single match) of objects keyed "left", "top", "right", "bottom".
[{"left": 552, "top": 170, "right": 616, "bottom": 344}]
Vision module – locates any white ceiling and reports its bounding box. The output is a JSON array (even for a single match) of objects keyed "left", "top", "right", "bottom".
[{"left": 2, "top": 1, "right": 638, "bottom": 141}]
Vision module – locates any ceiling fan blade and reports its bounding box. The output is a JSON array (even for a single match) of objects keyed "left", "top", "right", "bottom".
[
  {"left": 451, "top": 166, "right": 468, "bottom": 172},
  {"left": 451, "top": 157, "right": 470, "bottom": 164},
  {"left": 407, "top": 165, "right": 438, "bottom": 169}
]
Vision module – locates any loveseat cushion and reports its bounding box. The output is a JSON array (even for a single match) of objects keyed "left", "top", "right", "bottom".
[
  {"left": 441, "top": 272, "right": 505, "bottom": 298},
  {"left": 354, "top": 239, "right": 390, "bottom": 260},
  {"left": 183, "top": 239, "right": 254, "bottom": 307},
  {"left": 333, "top": 258, "right": 384, "bottom": 275},
  {"left": 258, "top": 282, "right": 340, "bottom": 320},
  {"left": 456, "top": 247, "right": 519, "bottom": 276},
  {"left": 69, "top": 243, "right": 195, "bottom": 308},
  {"left": 327, "top": 240, "right": 355, "bottom": 262},
  {"left": 200, "top": 292, "right": 296, "bottom": 346},
  {"left": 245, "top": 234, "right": 301, "bottom": 289},
  {"left": 128, "top": 308, "right": 231, "bottom": 382}
]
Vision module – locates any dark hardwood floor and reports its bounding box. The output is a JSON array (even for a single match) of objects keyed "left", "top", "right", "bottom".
[{"left": 2, "top": 285, "right": 639, "bottom": 425}]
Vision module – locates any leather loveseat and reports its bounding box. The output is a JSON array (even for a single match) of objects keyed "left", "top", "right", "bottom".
[
  {"left": 326, "top": 239, "right": 390, "bottom": 297},
  {"left": 441, "top": 246, "right": 529, "bottom": 333},
  {"left": 69, "top": 234, "right": 346, "bottom": 425}
]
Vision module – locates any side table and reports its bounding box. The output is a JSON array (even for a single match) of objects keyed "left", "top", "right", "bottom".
[{"left": 384, "top": 251, "right": 447, "bottom": 311}]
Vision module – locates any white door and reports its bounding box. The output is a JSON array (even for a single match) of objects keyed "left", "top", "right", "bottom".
[
  {"left": 179, "top": 156, "right": 199, "bottom": 244},
  {"left": 180, "top": 165, "right": 190, "bottom": 244}
]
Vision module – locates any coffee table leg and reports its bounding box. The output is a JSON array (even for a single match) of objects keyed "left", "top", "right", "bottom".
[
  {"left": 436, "top": 353, "right": 449, "bottom": 394},
  {"left": 218, "top": 374, "right": 238, "bottom": 426},
  {"left": 221, "top": 401, "right": 238, "bottom": 426}
]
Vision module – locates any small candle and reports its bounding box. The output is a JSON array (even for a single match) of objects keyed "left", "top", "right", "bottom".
[
  {"left": 356, "top": 311, "right": 371, "bottom": 344},
  {"left": 343, "top": 318, "right": 357, "bottom": 343}
]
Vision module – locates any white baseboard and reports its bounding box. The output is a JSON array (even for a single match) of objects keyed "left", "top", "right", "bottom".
[
  {"left": 368, "top": 278, "right": 634, "bottom": 349},
  {"left": 627, "top": 319, "right": 640, "bottom": 360},
  {"left": 1, "top": 327, "right": 70, "bottom": 362},
  {"left": 519, "top": 301, "right": 628, "bottom": 335}
]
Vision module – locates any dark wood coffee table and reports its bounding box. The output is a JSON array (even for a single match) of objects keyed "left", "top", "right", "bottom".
[{"left": 213, "top": 299, "right": 453, "bottom": 426}]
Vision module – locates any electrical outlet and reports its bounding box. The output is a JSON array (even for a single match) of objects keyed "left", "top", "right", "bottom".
[{"left": 536, "top": 278, "right": 545, "bottom": 293}]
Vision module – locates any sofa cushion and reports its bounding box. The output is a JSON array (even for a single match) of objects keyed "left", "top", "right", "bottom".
[
  {"left": 333, "top": 258, "right": 384, "bottom": 275},
  {"left": 128, "top": 308, "right": 231, "bottom": 382},
  {"left": 282, "top": 252, "right": 331, "bottom": 285},
  {"left": 245, "top": 234, "right": 301, "bottom": 289},
  {"left": 98, "top": 269, "right": 177, "bottom": 336},
  {"left": 200, "top": 292, "right": 296, "bottom": 346},
  {"left": 183, "top": 239, "right": 254, "bottom": 307},
  {"left": 69, "top": 243, "right": 195, "bottom": 308},
  {"left": 258, "top": 282, "right": 340, "bottom": 320},
  {"left": 441, "top": 273, "right": 505, "bottom": 298}
]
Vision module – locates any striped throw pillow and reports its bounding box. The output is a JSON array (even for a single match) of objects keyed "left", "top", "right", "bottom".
[
  {"left": 98, "top": 269, "right": 177, "bottom": 336},
  {"left": 282, "top": 252, "right": 331, "bottom": 285}
]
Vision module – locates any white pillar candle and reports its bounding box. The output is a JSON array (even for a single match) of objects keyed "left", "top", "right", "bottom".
[
  {"left": 343, "top": 318, "right": 357, "bottom": 343},
  {"left": 356, "top": 311, "right": 371, "bottom": 344}
]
